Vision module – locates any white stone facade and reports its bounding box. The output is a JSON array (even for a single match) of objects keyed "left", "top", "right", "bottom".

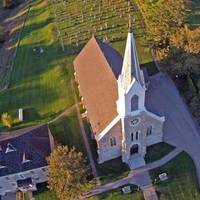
[{"left": 96, "top": 30, "right": 165, "bottom": 164}]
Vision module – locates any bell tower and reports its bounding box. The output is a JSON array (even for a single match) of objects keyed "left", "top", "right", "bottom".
[{"left": 117, "top": 21, "right": 147, "bottom": 163}]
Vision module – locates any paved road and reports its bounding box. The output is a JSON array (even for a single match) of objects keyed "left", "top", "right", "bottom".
[
  {"left": 1, "top": 193, "right": 16, "bottom": 200},
  {"left": 146, "top": 73, "right": 200, "bottom": 184}
]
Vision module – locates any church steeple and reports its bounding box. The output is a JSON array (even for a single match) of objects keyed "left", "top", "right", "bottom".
[{"left": 121, "top": 20, "right": 144, "bottom": 91}]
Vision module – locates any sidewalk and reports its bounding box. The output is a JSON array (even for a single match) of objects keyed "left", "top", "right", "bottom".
[{"left": 85, "top": 148, "right": 182, "bottom": 199}]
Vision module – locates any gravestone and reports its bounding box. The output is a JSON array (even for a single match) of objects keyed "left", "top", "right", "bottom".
[
  {"left": 19, "top": 108, "right": 23, "bottom": 121},
  {"left": 159, "top": 173, "right": 168, "bottom": 181},
  {"left": 122, "top": 186, "right": 131, "bottom": 194}
]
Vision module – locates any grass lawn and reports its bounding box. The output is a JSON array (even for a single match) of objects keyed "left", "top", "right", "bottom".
[
  {"left": 0, "top": 0, "right": 75, "bottom": 131},
  {"left": 145, "top": 143, "right": 175, "bottom": 163},
  {"left": 32, "top": 183, "right": 58, "bottom": 200},
  {"left": 97, "top": 157, "right": 129, "bottom": 185},
  {"left": 0, "top": 0, "right": 158, "bottom": 132},
  {"left": 34, "top": 191, "right": 58, "bottom": 200},
  {"left": 88, "top": 185, "right": 143, "bottom": 200},
  {"left": 33, "top": 185, "right": 143, "bottom": 200},
  {"left": 150, "top": 152, "right": 200, "bottom": 200},
  {"left": 49, "top": 107, "right": 86, "bottom": 154}
]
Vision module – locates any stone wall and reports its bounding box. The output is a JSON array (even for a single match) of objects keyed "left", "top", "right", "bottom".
[
  {"left": 97, "top": 120, "right": 122, "bottom": 163},
  {"left": 122, "top": 111, "right": 164, "bottom": 162}
]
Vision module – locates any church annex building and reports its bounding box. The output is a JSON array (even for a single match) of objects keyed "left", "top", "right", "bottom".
[{"left": 74, "top": 29, "right": 166, "bottom": 165}]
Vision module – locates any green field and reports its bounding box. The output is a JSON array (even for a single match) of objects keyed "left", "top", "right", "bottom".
[
  {"left": 150, "top": 152, "right": 200, "bottom": 200},
  {"left": 0, "top": 0, "right": 157, "bottom": 131},
  {"left": 0, "top": 0, "right": 75, "bottom": 131},
  {"left": 49, "top": 107, "right": 86, "bottom": 154}
]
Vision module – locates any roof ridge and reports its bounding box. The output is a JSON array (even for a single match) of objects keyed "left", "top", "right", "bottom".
[{"left": 93, "top": 37, "right": 122, "bottom": 79}]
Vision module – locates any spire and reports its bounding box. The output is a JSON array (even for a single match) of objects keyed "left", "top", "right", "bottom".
[{"left": 121, "top": 27, "right": 144, "bottom": 90}]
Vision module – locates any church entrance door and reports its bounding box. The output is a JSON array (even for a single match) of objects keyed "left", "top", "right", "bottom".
[{"left": 130, "top": 144, "right": 139, "bottom": 155}]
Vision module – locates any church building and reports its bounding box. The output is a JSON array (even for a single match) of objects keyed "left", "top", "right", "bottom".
[{"left": 74, "top": 28, "right": 165, "bottom": 165}]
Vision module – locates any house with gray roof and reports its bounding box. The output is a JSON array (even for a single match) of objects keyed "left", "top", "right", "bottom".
[{"left": 0, "top": 124, "right": 54, "bottom": 196}]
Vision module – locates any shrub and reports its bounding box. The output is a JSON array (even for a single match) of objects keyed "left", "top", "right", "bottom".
[{"left": 1, "top": 112, "right": 13, "bottom": 128}]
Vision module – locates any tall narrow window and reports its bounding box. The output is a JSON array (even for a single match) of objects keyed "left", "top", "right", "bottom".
[
  {"left": 110, "top": 137, "right": 116, "bottom": 146},
  {"left": 131, "top": 133, "right": 134, "bottom": 142},
  {"left": 135, "top": 131, "right": 139, "bottom": 140},
  {"left": 131, "top": 95, "right": 139, "bottom": 111},
  {"left": 147, "top": 126, "right": 152, "bottom": 136}
]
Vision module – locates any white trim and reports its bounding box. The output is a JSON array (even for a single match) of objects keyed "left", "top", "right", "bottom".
[{"left": 97, "top": 115, "right": 121, "bottom": 141}]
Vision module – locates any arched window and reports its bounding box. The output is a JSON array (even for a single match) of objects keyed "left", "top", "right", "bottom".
[
  {"left": 147, "top": 126, "right": 152, "bottom": 136},
  {"left": 131, "top": 95, "right": 139, "bottom": 111},
  {"left": 131, "top": 133, "right": 134, "bottom": 142},
  {"left": 135, "top": 131, "right": 139, "bottom": 140},
  {"left": 110, "top": 137, "right": 116, "bottom": 146}
]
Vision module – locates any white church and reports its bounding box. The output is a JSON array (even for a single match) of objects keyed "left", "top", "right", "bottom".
[{"left": 74, "top": 27, "right": 165, "bottom": 165}]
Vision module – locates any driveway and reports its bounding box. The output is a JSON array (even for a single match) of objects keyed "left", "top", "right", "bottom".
[
  {"left": 146, "top": 73, "right": 200, "bottom": 183},
  {"left": 1, "top": 193, "right": 16, "bottom": 200}
]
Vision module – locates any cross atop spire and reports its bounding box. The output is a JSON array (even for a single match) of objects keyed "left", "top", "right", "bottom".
[{"left": 128, "top": 14, "right": 132, "bottom": 33}]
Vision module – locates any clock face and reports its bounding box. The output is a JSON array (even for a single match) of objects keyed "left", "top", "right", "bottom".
[{"left": 129, "top": 118, "right": 140, "bottom": 126}]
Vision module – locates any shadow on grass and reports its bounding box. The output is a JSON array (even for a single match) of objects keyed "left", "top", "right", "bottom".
[
  {"left": 49, "top": 108, "right": 86, "bottom": 155},
  {"left": 145, "top": 142, "right": 175, "bottom": 164}
]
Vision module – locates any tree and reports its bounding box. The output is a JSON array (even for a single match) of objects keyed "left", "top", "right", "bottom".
[
  {"left": 161, "top": 25, "right": 200, "bottom": 78},
  {"left": 164, "top": 49, "right": 200, "bottom": 76},
  {"left": 47, "top": 146, "right": 94, "bottom": 200},
  {"left": 1, "top": 112, "right": 13, "bottom": 128},
  {"left": 170, "top": 25, "right": 200, "bottom": 54},
  {"left": 134, "top": 0, "right": 189, "bottom": 50}
]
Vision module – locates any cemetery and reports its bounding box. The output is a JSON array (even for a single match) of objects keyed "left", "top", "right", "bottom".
[{"left": 49, "top": 0, "right": 154, "bottom": 66}]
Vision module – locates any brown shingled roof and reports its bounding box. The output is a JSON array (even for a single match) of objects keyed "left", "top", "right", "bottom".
[{"left": 74, "top": 37, "right": 122, "bottom": 135}]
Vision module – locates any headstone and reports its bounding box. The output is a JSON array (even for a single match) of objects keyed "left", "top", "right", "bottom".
[
  {"left": 19, "top": 108, "right": 23, "bottom": 121},
  {"left": 40, "top": 48, "right": 44, "bottom": 54},
  {"left": 159, "top": 173, "right": 168, "bottom": 181},
  {"left": 122, "top": 186, "right": 131, "bottom": 194}
]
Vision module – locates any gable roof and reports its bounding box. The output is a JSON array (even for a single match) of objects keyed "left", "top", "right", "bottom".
[
  {"left": 0, "top": 124, "right": 52, "bottom": 177},
  {"left": 95, "top": 38, "right": 122, "bottom": 78},
  {"left": 74, "top": 37, "right": 123, "bottom": 135}
]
